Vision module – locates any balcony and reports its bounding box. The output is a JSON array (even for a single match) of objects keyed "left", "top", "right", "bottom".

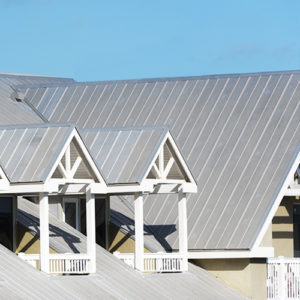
[
  {"left": 18, "top": 253, "right": 91, "bottom": 275},
  {"left": 267, "top": 257, "right": 300, "bottom": 299},
  {"left": 114, "top": 252, "right": 187, "bottom": 273}
]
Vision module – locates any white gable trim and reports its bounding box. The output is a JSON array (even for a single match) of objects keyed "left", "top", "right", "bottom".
[
  {"left": 141, "top": 132, "right": 197, "bottom": 192},
  {"left": 252, "top": 150, "right": 300, "bottom": 250},
  {"left": 45, "top": 129, "right": 106, "bottom": 187},
  {"left": 0, "top": 166, "right": 9, "bottom": 190}
]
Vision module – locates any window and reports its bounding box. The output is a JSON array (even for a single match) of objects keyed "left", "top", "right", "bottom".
[{"left": 63, "top": 198, "right": 80, "bottom": 231}]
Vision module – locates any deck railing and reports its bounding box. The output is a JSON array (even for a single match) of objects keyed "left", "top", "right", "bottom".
[
  {"left": 267, "top": 257, "right": 300, "bottom": 299},
  {"left": 18, "top": 253, "right": 90, "bottom": 275},
  {"left": 114, "top": 252, "right": 187, "bottom": 272}
]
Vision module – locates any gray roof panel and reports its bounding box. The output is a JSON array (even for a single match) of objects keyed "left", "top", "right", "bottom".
[
  {"left": 0, "top": 123, "right": 74, "bottom": 183},
  {"left": 17, "top": 70, "right": 300, "bottom": 250},
  {"left": 80, "top": 126, "right": 168, "bottom": 184}
]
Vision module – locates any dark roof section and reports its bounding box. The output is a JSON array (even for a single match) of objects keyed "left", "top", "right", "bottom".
[{"left": 16, "top": 70, "right": 300, "bottom": 250}]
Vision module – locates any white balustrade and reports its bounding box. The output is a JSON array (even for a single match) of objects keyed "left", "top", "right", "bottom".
[
  {"left": 267, "top": 257, "right": 300, "bottom": 299},
  {"left": 18, "top": 253, "right": 90, "bottom": 275},
  {"left": 114, "top": 252, "right": 186, "bottom": 273}
]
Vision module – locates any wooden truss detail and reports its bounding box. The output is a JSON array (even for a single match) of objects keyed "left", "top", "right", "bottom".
[
  {"left": 147, "top": 139, "right": 189, "bottom": 182},
  {"left": 51, "top": 138, "right": 98, "bottom": 183}
]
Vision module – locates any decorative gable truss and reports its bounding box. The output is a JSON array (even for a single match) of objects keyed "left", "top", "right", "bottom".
[
  {"left": 144, "top": 132, "right": 196, "bottom": 194},
  {"left": 47, "top": 130, "right": 105, "bottom": 187}
]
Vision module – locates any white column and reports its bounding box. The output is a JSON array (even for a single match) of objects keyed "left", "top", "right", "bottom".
[
  {"left": 39, "top": 192, "right": 49, "bottom": 273},
  {"left": 134, "top": 193, "right": 144, "bottom": 271},
  {"left": 178, "top": 190, "right": 188, "bottom": 271},
  {"left": 86, "top": 189, "right": 96, "bottom": 273}
]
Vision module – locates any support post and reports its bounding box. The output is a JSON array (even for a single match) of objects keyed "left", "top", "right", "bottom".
[
  {"left": 134, "top": 193, "right": 144, "bottom": 271},
  {"left": 86, "top": 189, "right": 96, "bottom": 273},
  {"left": 39, "top": 192, "right": 49, "bottom": 273},
  {"left": 178, "top": 190, "right": 188, "bottom": 271}
]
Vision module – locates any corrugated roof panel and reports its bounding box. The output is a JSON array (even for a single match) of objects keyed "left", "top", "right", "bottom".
[{"left": 18, "top": 70, "right": 300, "bottom": 250}]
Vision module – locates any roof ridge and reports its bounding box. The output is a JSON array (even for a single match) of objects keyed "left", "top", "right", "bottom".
[{"left": 12, "top": 69, "right": 300, "bottom": 89}]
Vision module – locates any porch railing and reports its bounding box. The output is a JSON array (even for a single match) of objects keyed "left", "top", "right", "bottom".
[
  {"left": 267, "top": 256, "right": 300, "bottom": 299},
  {"left": 114, "top": 252, "right": 186, "bottom": 273},
  {"left": 18, "top": 253, "right": 90, "bottom": 275}
]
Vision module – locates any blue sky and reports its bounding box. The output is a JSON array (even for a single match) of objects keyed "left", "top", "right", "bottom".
[{"left": 0, "top": 0, "right": 299, "bottom": 81}]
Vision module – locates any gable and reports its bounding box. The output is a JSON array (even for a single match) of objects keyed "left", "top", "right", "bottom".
[
  {"left": 146, "top": 138, "right": 191, "bottom": 183},
  {"left": 49, "top": 135, "right": 103, "bottom": 184}
]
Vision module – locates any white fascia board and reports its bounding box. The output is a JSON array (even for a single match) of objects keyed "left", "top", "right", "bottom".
[
  {"left": 252, "top": 150, "right": 300, "bottom": 250},
  {"left": 188, "top": 247, "right": 274, "bottom": 259},
  {"left": 166, "top": 132, "right": 197, "bottom": 187},
  {"left": 90, "top": 182, "right": 154, "bottom": 194},
  {"left": 0, "top": 182, "right": 59, "bottom": 194}
]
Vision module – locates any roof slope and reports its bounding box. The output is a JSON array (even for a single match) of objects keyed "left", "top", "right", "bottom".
[
  {"left": 16, "top": 70, "right": 300, "bottom": 250},
  {"left": 80, "top": 126, "right": 168, "bottom": 184},
  {"left": 17, "top": 198, "right": 247, "bottom": 300},
  {"left": 0, "top": 73, "right": 74, "bottom": 125},
  {"left": 0, "top": 123, "right": 74, "bottom": 183}
]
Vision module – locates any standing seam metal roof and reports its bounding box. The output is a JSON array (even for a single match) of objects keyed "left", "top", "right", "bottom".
[
  {"left": 79, "top": 126, "right": 169, "bottom": 184},
  {"left": 15, "top": 70, "right": 300, "bottom": 250},
  {"left": 0, "top": 123, "right": 74, "bottom": 183}
]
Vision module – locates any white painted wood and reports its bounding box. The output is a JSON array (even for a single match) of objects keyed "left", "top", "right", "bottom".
[
  {"left": 86, "top": 189, "right": 96, "bottom": 273},
  {"left": 134, "top": 193, "right": 144, "bottom": 271},
  {"left": 58, "top": 162, "right": 67, "bottom": 178},
  {"left": 159, "top": 147, "right": 164, "bottom": 178},
  {"left": 163, "top": 157, "right": 175, "bottom": 179},
  {"left": 267, "top": 257, "right": 300, "bottom": 299},
  {"left": 65, "top": 145, "right": 71, "bottom": 177},
  {"left": 39, "top": 192, "right": 49, "bottom": 273},
  {"left": 70, "top": 156, "right": 82, "bottom": 178},
  {"left": 114, "top": 252, "right": 185, "bottom": 273},
  {"left": 178, "top": 190, "right": 188, "bottom": 271},
  {"left": 46, "top": 129, "right": 105, "bottom": 184}
]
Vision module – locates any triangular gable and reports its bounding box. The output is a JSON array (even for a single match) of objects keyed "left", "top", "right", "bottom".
[
  {"left": 47, "top": 129, "right": 105, "bottom": 185},
  {"left": 143, "top": 132, "right": 195, "bottom": 186}
]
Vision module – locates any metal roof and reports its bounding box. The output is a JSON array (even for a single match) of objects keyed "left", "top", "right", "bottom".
[
  {"left": 0, "top": 123, "right": 74, "bottom": 183},
  {"left": 16, "top": 198, "right": 247, "bottom": 300},
  {"left": 15, "top": 70, "right": 300, "bottom": 250},
  {"left": 0, "top": 73, "right": 74, "bottom": 125},
  {"left": 80, "top": 126, "right": 168, "bottom": 184}
]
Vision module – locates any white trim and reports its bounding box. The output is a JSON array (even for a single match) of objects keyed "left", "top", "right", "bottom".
[
  {"left": 62, "top": 197, "right": 80, "bottom": 231},
  {"left": 188, "top": 247, "right": 274, "bottom": 259},
  {"left": 45, "top": 129, "right": 106, "bottom": 185},
  {"left": 285, "top": 187, "right": 300, "bottom": 196},
  {"left": 252, "top": 150, "right": 300, "bottom": 250},
  {"left": 141, "top": 132, "right": 197, "bottom": 192},
  {"left": 0, "top": 182, "right": 59, "bottom": 194}
]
